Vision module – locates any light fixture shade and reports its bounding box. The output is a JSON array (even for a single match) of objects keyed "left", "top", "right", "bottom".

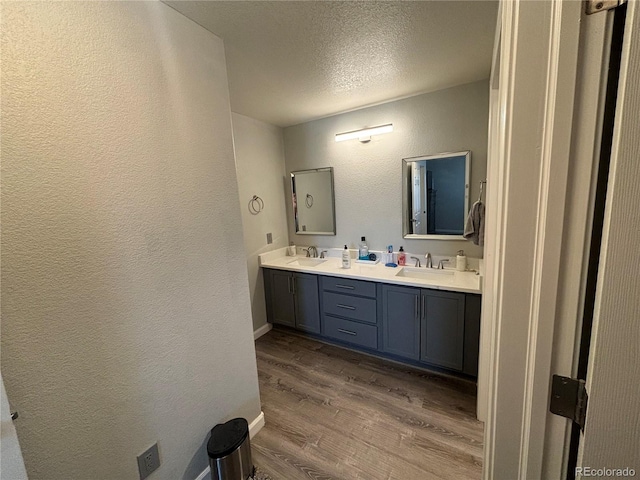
[{"left": 335, "top": 124, "right": 393, "bottom": 142}]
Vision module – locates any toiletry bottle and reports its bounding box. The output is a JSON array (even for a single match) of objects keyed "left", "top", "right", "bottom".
[
  {"left": 385, "top": 245, "right": 395, "bottom": 265},
  {"left": 397, "top": 246, "right": 406, "bottom": 266},
  {"left": 456, "top": 250, "right": 467, "bottom": 271},
  {"left": 288, "top": 242, "right": 296, "bottom": 256},
  {"left": 342, "top": 245, "right": 351, "bottom": 269},
  {"left": 359, "top": 236, "right": 369, "bottom": 260}
]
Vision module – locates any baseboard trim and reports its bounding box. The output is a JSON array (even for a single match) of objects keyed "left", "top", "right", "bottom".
[
  {"left": 194, "top": 411, "right": 265, "bottom": 480},
  {"left": 194, "top": 466, "right": 209, "bottom": 480},
  {"left": 249, "top": 411, "right": 265, "bottom": 438},
  {"left": 253, "top": 323, "right": 272, "bottom": 340}
]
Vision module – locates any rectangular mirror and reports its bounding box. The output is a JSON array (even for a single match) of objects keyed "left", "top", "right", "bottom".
[
  {"left": 403, "top": 151, "right": 470, "bottom": 239},
  {"left": 291, "top": 167, "right": 336, "bottom": 235}
]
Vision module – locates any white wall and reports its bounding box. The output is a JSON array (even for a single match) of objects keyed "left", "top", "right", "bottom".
[
  {"left": 232, "top": 113, "right": 289, "bottom": 331},
  {"left": 1, "top": 3, "right": 261, "bottom": 479},
  {"left": 283, "top": 80, "right": 489, "bottom": 258}
]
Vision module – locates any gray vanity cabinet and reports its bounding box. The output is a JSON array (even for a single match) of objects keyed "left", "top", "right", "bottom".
[
  {"left": 320, "top": 276, "right": 379, "bottom": 350},
  {"left": 380, "top": 285, "right": 421, "bottom": 360},
  {"left": 294, "top": 273, "right": 321, "bottom": 334},
  {"left": 380, "top": 285, "right": 474, "bottom": 373},
  {"left": 420, "top": 290, "right": 466, "bottom": 371},
  {"left": 266, "top": 270, "right": 296, "bottom": 327},
  {"left": 463, "top": 294, "right": 482, "bottom": 376},
  {"left": 264, "top": 269, "right": 320, "bottom": 334},
  {"left": 264, "top": 267, "right": 481, "bottom": 378}
]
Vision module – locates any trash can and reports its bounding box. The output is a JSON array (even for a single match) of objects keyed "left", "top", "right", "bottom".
[{"left": 207, "top": 418, "right": 254, "bottom": 480}]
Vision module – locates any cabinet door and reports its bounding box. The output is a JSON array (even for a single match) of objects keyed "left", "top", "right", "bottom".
[
  {"left": 463, "top": 294, "right": 482, "bottom": 376},
  {"left": 268, "top": 270, "right": 295, "bottom": 327},
  {"left": 420, "top": 289, "right": 465, "bottom": 371},
  {"left": 381, "top": 285, "right": 421, "bottom": 360},
  {"left": 293, "top": 273, "right": 321, "bottom": 334}
]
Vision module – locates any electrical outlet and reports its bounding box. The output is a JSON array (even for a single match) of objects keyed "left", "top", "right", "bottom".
[
  {"left": 137, "top": 443, "right": 160, "bottom": 480},
  {"left": 266, "top": 232, "right": 273, "bottom": 244}
]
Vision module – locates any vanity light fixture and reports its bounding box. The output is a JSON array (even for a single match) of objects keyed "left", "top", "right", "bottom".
[{"left": 335, "top": 123, "right": 393, "bottom": 143}]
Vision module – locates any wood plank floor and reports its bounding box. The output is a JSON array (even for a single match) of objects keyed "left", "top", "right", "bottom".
[{"left": 251, "top": 329, "right": 483, "bottom": 480}]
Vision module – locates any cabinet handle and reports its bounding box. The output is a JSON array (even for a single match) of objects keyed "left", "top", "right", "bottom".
[
  {"left": 337, "top": 328, "right": 357, "bottom": 336},
  {"left": 287, "top": 276, "right": 292, "bottom": 294},
  {"left": 292, "top": 277, "right": 296, "bottom": 295},
  {"left": 336, "top": 304, "right": 356, "bottom": 310},
  {"left": 335, "top": 284, "right": 355, "bottom": 290},
  {"left": 415, "top": 295, "right": 419, "bottom": 319},
  {"left": 421, "top": 295, "right": 426, "bottom": 320}
]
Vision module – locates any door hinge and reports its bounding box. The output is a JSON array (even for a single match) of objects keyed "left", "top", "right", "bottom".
[
  {"left": 550, "top": 375, "right": 588, "bottom": 431},
  {"left": 586, "top": 0, "right": 627, "bottom": 15}
]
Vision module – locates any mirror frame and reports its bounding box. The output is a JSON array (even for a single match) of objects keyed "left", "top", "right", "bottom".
[
  {"left": 291, "top": 167, "right": 336, "bottom": 236},
  {"left": 402, "top": 151, "right": 471, "bottom": 240}
]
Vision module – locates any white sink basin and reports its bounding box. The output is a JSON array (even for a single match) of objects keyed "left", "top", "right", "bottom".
[
  {"left": 395, "top": 266, "right": 455, "bottom": 280},
  {"left": 287, "top": 258, "right": 327, "bottom": 267}
]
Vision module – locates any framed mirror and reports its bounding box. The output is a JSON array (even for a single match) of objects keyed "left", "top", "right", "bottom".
[
  {"left": 291, "top": 167, "right": 336, "bottom": 235},
  {"left": 402, "top": 151, "right": 470, "bottom": 239}
]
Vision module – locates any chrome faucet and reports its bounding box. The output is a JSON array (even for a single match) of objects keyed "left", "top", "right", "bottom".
[
  {"left": 425, "top": 253, "right": 433, "bottom": 269},
  {"left": 411, "top": 256, "right": 421, "bottom": 267},
  {"left": 437, "top": 259, "right": 449, "bottom": 269},
  {"left": 306, "top": 246, "right": 318, "bottom": 258},
  {"left": 320, "top": 250, "right": 328, "bottom": 259}
]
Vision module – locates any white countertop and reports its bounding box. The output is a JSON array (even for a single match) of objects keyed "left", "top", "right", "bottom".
[{"left": 259, "top": 248, "right": 482, "bottom": 295}]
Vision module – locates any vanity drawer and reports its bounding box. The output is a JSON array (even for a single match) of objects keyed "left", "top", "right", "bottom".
[
  {"left": 322, "top": 291, "right": 377, "bottom": 324},
  {"left": 323, "top": 316, "right": 378, "bottom": 350},
  {"left": 321, "top": 276, "right": 376, "bottom": 298}
]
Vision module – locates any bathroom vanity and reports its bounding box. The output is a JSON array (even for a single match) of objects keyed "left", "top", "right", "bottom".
[{"left": 260, "top": 250, "right": 482, "bottom": 378}]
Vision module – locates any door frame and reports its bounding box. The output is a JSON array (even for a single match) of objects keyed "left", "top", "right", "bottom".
[{"left": 482, "top": 0, "right": 605, "bottom": 478}]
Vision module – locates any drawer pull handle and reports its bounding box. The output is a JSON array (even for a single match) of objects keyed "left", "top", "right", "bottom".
[
  {"left": 337, "top": 328, "right": 357, "bottom": 336},
  {"left": 336, "top": 304, "right": 356, "bottom": 310},
  {"left": 335, "top": 284, "right": 355, "bottom": 290}
]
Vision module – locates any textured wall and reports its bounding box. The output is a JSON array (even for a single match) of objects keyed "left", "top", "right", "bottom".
[
  {"left": 283, "top": 80, "right": 489, "bottom": 258},
  {"left": 232, "top": 113, "right": 289, "bottom": 331},
  {"left": 1, "top": 3, "right": 261, "bottom": 479}
]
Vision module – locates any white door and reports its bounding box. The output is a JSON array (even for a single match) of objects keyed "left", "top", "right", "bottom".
[
  {"left": 1, "top": 375, "right": 28, "bottom": 479},
  {"left": 482, "top": 0, "right": 637, "bottom": 478},
  {"left": 411, "top": 163, "right": 427, "bottom": 234},
  {"left": 576, "top": 0, "right": 640, "bottom": 475}
]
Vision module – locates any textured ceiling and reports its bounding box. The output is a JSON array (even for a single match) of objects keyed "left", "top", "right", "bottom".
[{"left": 164, "top": 1, "right": 499, "bottom": 127}]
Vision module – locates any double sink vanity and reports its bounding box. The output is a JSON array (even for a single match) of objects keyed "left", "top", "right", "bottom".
[
  {"left": 271, "top": 150, "right": 483, "bottom": 378},
  {"left": 260, "top": 248, "right": 482, "bottom": 378}
]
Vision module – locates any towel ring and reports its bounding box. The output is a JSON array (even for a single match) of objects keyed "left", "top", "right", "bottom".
[
  {"left": 305, "top": 194, "right": 314, "bottom": 208},
  {"left": 248, "top": 195, "right": 264, "bottom": 215}
]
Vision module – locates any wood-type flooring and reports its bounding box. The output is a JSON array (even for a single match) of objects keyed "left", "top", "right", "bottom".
[{"left": 251, "top": 329, "right": 483, "bottom": 480}]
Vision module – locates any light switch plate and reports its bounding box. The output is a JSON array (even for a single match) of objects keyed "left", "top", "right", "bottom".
[{"left": 266, "top": 232, "right": 273, "bottom": 244}]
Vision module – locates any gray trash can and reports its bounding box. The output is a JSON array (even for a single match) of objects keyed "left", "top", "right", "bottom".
[{"left": 207, "top": 418, "right": 254, "bottom": 480}]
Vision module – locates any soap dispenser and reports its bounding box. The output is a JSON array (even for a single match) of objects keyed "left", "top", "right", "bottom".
[
  {"left": 342, "top": 245, "right": 351, "bottom": 269},
  {"left": 456, "top": 250, "right": 467, "bottom": 271},
  {"left": 397, "top": 246, "right": 407, "bottom": 266}
]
